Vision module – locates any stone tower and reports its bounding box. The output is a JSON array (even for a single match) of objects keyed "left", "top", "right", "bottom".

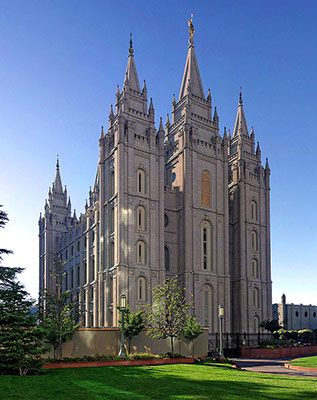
[
  {"left": 164, "top": 36, "right": 231, "bottom": 333},
  {"left": 228, "top": 92, "right": 272, "bottom": 333},
  {"left": 100, "top": 38, "right": 166, "bottom": 326},
  {"left": 39, "top": 158, "right": 70, "bottom": 295}
]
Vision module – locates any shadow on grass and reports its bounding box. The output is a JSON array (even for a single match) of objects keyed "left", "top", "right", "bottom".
[{"left": 1, "top": 364, "right": 316, "bottom": 400}]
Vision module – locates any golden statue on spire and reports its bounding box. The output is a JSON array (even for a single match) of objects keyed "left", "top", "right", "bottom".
[{"left": 188, "top": 13, "right": 194, "bottom": 39}]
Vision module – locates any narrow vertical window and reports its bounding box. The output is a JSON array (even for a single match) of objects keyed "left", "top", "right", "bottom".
[
  {"left": 202, "top": 285, "right": 213, "bottom": 332},
  {"left": 109, "top": 241, "right": 114, "bottom": 267},
  {"left": 109, "top": 168, "right": 115, "bottom": 198},
  {"left": 137, "top": 169, "right": 145, "bottom": 194},
  {"left": 252, "top": 259, "right": 258, "bottom": 278},
  {"left": 77, "top": 264, "right": 80, "bottom": 286},
  {"left": 136, "top": 206, "right": 145, "bottom": 230},
  {"left": 251, "top": 201, "right": 257, "bottom": 221},
  {"left": 253, "top": 288, "right": 259, "bottom": 308},
  {"left": 251, "top": 231, "right": 258, "bottom": 251},
  {"left": 164, "top": 246, "right": 170, "bottom": 271},
  {"left": 137, "top": 277, "right": 146, "bottom": 301},
  {"left": 201, "top": 221, "right": 212, "bottom": 270},
  {"left": 254, "top": 316, "right": 259, "bottom": 333},
  {"left": 201, "top": 170, "right": 211, "bottom": 207},
  {"left": 136, "top": 241, "right": 145, "bottom": 264}
]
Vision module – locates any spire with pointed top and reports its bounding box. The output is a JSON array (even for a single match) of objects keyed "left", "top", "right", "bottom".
[
  {"left": 142, "top": 80, "right": 147, "bottom": 93},
  {"left": 265, "top": 157, "right": 270, "bottom": 170},
  {"left": 232, "top": 89, "right": 249, "bottom": 137},
  {"left": 165, "top": 113, "right": 170, "bottom": 128},
  {"left": 223, "top": 126, "right": 227, "bottom": 139},
  {"left": 158, "top": 117, "right": 164, "bottom": 132},
  {"left": 179, "top": 31, "right": 205, "bottom": 100},
  {"left": 53, "top": 156, "right": 63, "bottom": 193},
  {"left": 172, "top": 93, "right": 176, "bottom": 105},
  {"left": 123, "top": 33, "right": 140, "bottom": 92},
  {"left": 100, "top": 126, "right": 104, "bottom": 139},
  {"left": 256, "top": 141, "right": 261, "bottom": 155},
  {"left": 148, "top": 97, "right": 155, "bottom": 123}
]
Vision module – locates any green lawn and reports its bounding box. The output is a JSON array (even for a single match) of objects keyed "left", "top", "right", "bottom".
[
  {"left": 290, "top": 356, "right": 317, "bottom": 368},
  {"left": 0, "top": 363, "right": 316, "bottom": 400}
]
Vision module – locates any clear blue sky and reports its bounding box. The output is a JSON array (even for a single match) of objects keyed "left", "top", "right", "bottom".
[{"left": 0, "top": 0, "right": 316, "bottom": 305}]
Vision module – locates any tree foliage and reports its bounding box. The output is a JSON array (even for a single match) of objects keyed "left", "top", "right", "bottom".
[
  {"left": 0, "top": 208, "right": 48, "bottom": 376},
  {"left": 182, "top": 315, "right": 202, "bottom": 357},
  {"left": 118, "top": 306, "right": 145, "bottom": 353},
  {"left": 38, "top": 258, "right": 80, "bottom": 359},
  {"left": 146, "top": 276, "right": 191, "bottom": 355},
  {"left": 260, "top": 319, "right": 281, "bottom": 333},
  {"left": 0, "top": 206, "right": 13, "bottom": 261}
]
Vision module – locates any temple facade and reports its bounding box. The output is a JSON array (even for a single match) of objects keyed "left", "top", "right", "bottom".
[{"left": 39, "top": 33, "right": 272, "bottom": 334}]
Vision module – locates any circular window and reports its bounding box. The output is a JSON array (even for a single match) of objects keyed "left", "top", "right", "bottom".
[
  {"left": 171, "top": 172, "right": 176, "bottom": 183},
  {"left": 295, "top": 311, "right": 299, "bottom": 317},
  {"left": 164, "top": 214, "right": 169, "bottom": 227}
]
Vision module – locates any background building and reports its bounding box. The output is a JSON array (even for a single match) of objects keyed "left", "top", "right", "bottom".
[
  {"left": 39, "top": 32, "right": 272, "bottom": 334},
  {"left": 273, "top": 294, "right": 317, "bottom": 330}
]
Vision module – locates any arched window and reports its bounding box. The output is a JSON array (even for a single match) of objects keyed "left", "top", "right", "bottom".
[
  {"left": 251, "top": 201, "right": 257, "bottom": 221},
  {"left": 202, "top": 285, "right": 213, "bottom": 332},
  {"left": 201, "top": 221, "right": 212, "bottom": 271},
  {"left": 251, "top": 231, "right": 258, "bottom": 251},
  {"left": 137, "top": 169, "right": 145, "bottom": 194},
  {"left": 136, "top": 241, "right": 145, "bottom": 264},
  {"left": 253, "top": 288, "right": 259, "bottom": 308},
  {"left": 252, "top": 259, "right": 258, "bottom": 278},
  {"left": 137, "top": 276, "right": 146, "bottom": 301},
  {"left": 201, "top": 170, "right": 211, "bottom": 208},
  {"left": 164, "top": 246, "right": 170, "bottom": 271},
  {"left": 136, "top": 206, "right": 145, "bottom": 230},
  {"left": 254, "top": 316, "right": 259, "bottom": 333}
]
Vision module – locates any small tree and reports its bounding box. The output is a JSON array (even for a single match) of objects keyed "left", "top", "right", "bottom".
[
  {"left": 146, "top": 276, "right": 191, "bottom": 356},
  {"left": 182, "top": 315, "right": 202, "bottom": 357},
  {"left": 118, "top": 306, "right": 145, "bottom": 353},
  {"left": 38, "top": 258, "right": 80, "bottom": 359},
  {"left": 260, "top": 319, "right": 281, "bottom": 333},
  {"left": 0, "top": 207, "right": 48, "bottom": 376}
]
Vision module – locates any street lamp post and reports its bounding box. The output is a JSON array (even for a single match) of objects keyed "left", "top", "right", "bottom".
[
  {"left": 118, "top": 294, "right": 127, "bottom": 359},
  {"left": 218, "top": 304, "right": 224, "bottom": 359}
]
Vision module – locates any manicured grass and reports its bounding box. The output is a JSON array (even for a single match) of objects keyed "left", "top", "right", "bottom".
[
  {"left": 0, "top": 363, "right": 316, "bottom": 400},
  {"left": 290, "top": 356, "right": 317, "bottom": 368}
]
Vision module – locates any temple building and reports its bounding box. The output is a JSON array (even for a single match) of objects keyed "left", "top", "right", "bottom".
[{"left": 39, "top": 27, "right": 272, "bottom": 334}]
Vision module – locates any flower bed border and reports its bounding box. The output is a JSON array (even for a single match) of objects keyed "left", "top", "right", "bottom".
[
  {"left": 43, "top": 357, "right": 195, "bottom": 369},
  {"left": 241, "top": 345, "right": 317, "bottom": 359}
]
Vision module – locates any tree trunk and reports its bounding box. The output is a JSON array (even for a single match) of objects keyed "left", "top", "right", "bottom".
[
  {"left": 19, "top": 367, "right": 23, "bottom": 377},
  {"left": 192, "top": 340, "right": 195, "bottom": 358},
  {"left": 171, "top": 336, "right": 174, "bottom": 356},
  {"left": 128, "top": 338, "right": 131, "bottom": 354}
]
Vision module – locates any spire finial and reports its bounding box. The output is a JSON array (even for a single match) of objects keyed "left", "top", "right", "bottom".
[
  {"left": 188, "top": 13, "right": 195, "bottom": 43},
  {"left": 129, "top": 32, "right": 134, "bottom": 55},
  {"left": 239, "top": 87, "right": 243, "bottom": 105},
  {"left": 56, "top": 155, "right": 60, "bottom": 170}
]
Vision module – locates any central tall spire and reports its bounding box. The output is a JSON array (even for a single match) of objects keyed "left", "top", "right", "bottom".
[
  {"left": 232, "top": 90, "right": 249, "bottom": 137},
  {"left": 179, "top": 17, "right": 205, "bottom": 101},
  {"left": 124, "top": 33, "right": 141, "bottom": 92},
  {"left": 53, "top": 155, "right": 63, "bottom": 193}
]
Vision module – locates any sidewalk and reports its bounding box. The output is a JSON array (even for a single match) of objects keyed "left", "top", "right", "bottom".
[{"left": 231, "top": 358, "right": 317, "bottom": 378}]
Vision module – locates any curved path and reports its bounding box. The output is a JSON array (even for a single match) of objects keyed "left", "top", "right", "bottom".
[{"left": 232, "top": 358, "right": 317, "bottom": 378}]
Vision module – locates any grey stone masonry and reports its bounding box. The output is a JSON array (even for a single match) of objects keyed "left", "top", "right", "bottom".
[{"left": 39, "top": 35, "right": 272, "bottom": 334}]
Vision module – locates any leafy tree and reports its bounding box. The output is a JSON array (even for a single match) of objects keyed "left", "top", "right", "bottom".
[
  {"left": 38, "top": 258, "right": 80, "bottom": 359},
  {"left": 0, "top": 207, "right": 48, "bottom": 376},
  {"left": 118, "top": 306, "right": 145, "bottom": 353},
  {"left": 259, "top": 319, "right": 281, "bottom": 333},
  {"left": 182, "top": 315, "right": 202, "bottom": 357},
  {"left": 146, "top": 276, "right": 191, "bottom": 356}
]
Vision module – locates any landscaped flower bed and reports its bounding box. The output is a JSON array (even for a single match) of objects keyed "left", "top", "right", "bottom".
[{"left": 43, "top": 353, "right": 195, "bottom": 369}]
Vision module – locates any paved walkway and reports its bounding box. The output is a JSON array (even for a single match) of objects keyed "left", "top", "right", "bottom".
[{"left": 232, "top": 358, "right": 317, "bottom": 378}]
